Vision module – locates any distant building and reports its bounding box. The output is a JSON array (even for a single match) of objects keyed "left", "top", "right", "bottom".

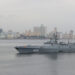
[
  {"left": 13, "top": 32, "right": 20, "bottom": 39},
  {"left": 0, "top": 32, "right": 6, "bottom": 39},
  {"left": 0, "top": 28, "right": 3, "bottom": 33},
  {"left": 25, "top": 30, "right": 32, "bottom": 36},
  {"left": 62, "top": 30, "right": 74, "bottom": 40},
  {"left": 0, "top": 28, "right": 5, "bottom": 39},
  {"left": 33, "top": 26, "right": 40, "bottom": 36},
  {"left": 6, "top": 30, "right": 20, "bottom": 39},
  {"left": 33, "top": 24, "right": 47, "bottom": 37}
]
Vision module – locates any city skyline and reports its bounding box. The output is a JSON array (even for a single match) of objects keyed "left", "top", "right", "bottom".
[
  {"left": 0, "top": 24, "right": 75, "bottom": 34},
  {"left": 0, "top": 0, "right": 75, "bottom": 32},
  {"left": 0, "top": 25, "right": 75, "bottom": 39}
]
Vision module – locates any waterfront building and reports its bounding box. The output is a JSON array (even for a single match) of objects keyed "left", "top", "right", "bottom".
[
  {"left": 25, "top": 30, "right": 32, "bottom": 36},
  {"left": 33, "top": 24, "right": 47, "bottom": 37},
  {"left": 62, "top": 30, "right": 74, "bottom": 40},
  {"left": 13, "top": 32, "right": 21, "bottom": 39},
  {"left": 6, "top": 30, "right": 20, "bottom": 39},
  {"left": 0, "top": 32, "right": 6, "bottom": 39}
]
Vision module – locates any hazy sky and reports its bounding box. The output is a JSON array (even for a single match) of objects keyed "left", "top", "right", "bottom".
[{"left": 0, "top": 0, "right": 75, "bottom": 33}]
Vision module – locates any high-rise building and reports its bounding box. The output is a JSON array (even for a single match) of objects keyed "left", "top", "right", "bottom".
[
  {"left": 33, "top": 24, "right": 47, "bottom": 37},
  {"left": 40, "top": 24, "right": 47, "bottom": 37}
]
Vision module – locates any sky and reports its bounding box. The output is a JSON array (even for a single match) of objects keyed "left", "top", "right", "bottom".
[{"left": 0, "top": 0, "right": 75, "bottom": 33}]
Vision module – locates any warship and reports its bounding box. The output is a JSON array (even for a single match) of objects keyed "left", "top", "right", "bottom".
[{"left": 15, "top": 32, "right": 75, "bottom": 53}]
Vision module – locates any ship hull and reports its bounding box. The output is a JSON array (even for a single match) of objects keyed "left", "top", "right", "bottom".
[
  {"left": 15, "top": 46, "right": 40, "bottom": 54},
  {"left": 59, "top": 48, "right": 75, "bottom": 53},
  {"left": 15, "top": 46, "right": 75, "bottom": 53},
  {"left": 39, "top": 48, "right": 59, "bottom": 53}
]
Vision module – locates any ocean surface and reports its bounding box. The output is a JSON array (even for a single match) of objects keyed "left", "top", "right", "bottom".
[{"left": 0, "top": 39, "right": 75, "bottom": 75}]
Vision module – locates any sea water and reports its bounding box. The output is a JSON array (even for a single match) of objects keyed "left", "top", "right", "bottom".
[{"left": 0, "top": 39, "right": 75, "bottom": 75}]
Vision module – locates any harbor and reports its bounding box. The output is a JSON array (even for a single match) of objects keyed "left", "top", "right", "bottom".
[
  {"left": 0, "top": 0, "right": 75, "bottom": 74},
  {"left": 0, "top": 39, "right": 75, "bottom": 75}
]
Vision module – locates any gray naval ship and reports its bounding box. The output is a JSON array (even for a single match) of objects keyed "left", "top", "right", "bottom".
[{"left": 15, "top": 32, "right": 75, "bottom": 53}]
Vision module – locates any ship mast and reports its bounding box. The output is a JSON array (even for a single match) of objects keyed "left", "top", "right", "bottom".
[
  {"left": 53, "top": 32, "right": 58, "bottom": 44},
  {"left": 53, "top": 27, "right": 58, "bottom": 44},
  {"left": 49, "top": 27, "right": 59, "bottom": 44}
]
